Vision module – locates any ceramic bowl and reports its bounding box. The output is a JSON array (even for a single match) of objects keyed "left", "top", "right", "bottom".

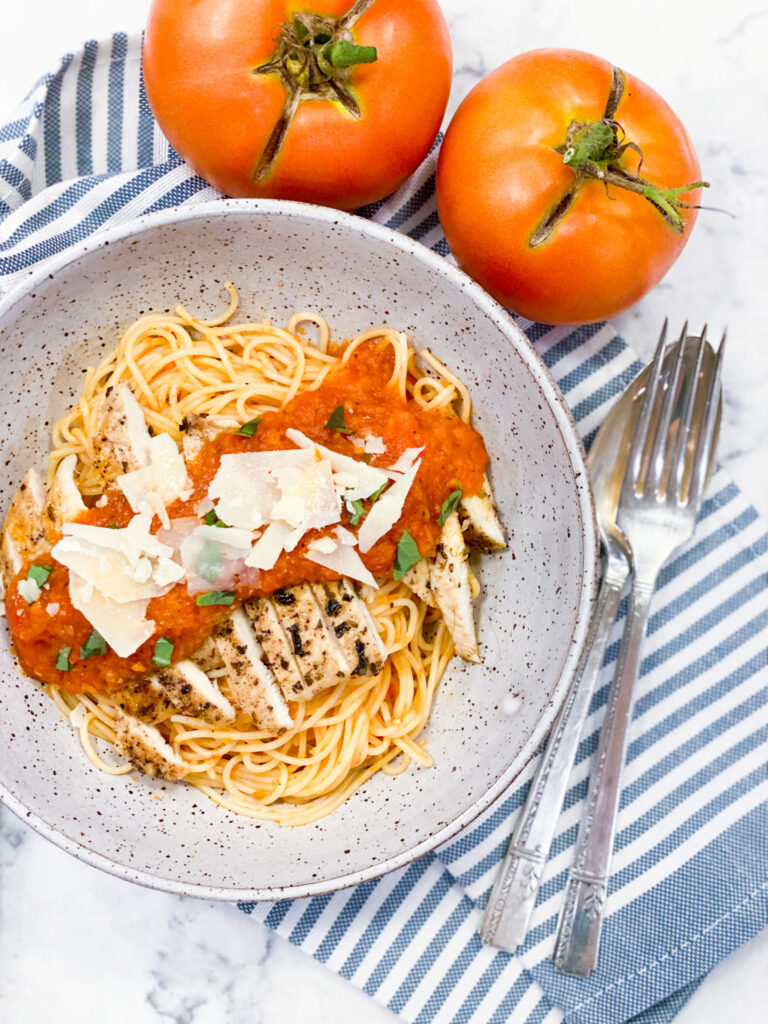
[{"left": 0, "top": 200, "right": 597, "bottom": 900}]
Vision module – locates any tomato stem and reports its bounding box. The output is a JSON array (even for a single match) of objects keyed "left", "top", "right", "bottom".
[
  {"left": 529, "top": 65, "right": 709, "bottom": 247},
  {"left": 252, "top": 4, "right": 379, "bottom": 183}
]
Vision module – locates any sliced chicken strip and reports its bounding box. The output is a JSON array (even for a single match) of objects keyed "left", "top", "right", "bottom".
[
  {"left": 0, "top": 468, "right": 49, "bottom": 589},
  {"left": 268, "top": 585, "right": 351, "bottom": 701},
  {"left": 212, "top": 608, "right": 293, "bottom": 731},
  {"left": 45, "top": 455, "right": 86, "bottom": 535},
  {"left": 313, "top": 580, "right": 388, "bottom": 676},
  {"left": 243, "top": 596, "right": 306, "bottom": 700},
  {"left": 114, "top": 714, "right": 187, "bottom": 780},
  {"left": 153, "top": 660, "right": 235, "bottom": 725},
  {"left": 90, "top": 384, "right": 152, "bottom": 485},
  {"left": 460, "top": 475, "right": 506, "bottom": 551},
  {"left": 189, "top": 635, "right": 224, "bottom": 674},
  {"left": 429, "top": 510, "right": 482, "bottom": 664},
  {"left": 113, "top": 677, "right": 175, "bottom": 725},
  {"left": 401, "top": 560, "right": 437, "bottom": 607},
  {"left": 180, "top": 413, "right": 240, "bottom": 462}
]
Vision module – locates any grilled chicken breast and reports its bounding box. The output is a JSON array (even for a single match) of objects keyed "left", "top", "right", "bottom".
[
  {"left": 428, "top": 510, "right": 481, "bottom": 664},
  {"left": 0, "top": 467, "right": 48, "bottom": 590},
  {"left": 3, "top": 390, "right": 506, "bottom": 784},
  {"left": 114, "top": 714, "right": 188, "bottom": 780}
]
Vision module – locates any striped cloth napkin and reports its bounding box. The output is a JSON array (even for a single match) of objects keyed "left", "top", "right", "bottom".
[{"left": 1, "top": 35, "right": 766, "bottom": 1024}]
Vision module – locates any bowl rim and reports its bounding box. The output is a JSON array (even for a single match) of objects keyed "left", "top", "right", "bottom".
[{"left": 0, "top": 197, "right": 599, "bottom": 901}]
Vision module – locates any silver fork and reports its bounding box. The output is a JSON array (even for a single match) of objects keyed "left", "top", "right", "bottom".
[{"left": 552, "top": 322, "right": 725, "bottom": 976}]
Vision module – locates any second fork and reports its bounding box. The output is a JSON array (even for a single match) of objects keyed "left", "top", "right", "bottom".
[{"left": 552, "top": 323, "right": 725, "bottom": 976}]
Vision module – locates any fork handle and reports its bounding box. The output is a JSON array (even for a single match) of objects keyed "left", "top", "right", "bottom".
[
  {"left": 479, "top": 557, "right": 628, "bottom": 951},
  {"left": 552, "top": 578, "right": 654, "bottom": 976}
]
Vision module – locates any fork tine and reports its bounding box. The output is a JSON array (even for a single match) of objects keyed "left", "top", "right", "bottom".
[
  {"left": 687, "top": 331, "right": 725, "bottom": 509},
  {"left": 623, "top": 319, "right": 668, "bottom": 497},
  {"left": 644, "top": 323, "right": 688, "bottom": 497},
  {"left": 667, "top": 328, "right": 706, "bottom": 502}
]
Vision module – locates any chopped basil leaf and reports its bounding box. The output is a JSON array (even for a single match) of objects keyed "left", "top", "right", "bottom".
[
  {"left": 80, "top": 629, "right": 107, "bottom": 659},
  {"left": 196, "top": 590, "right": 236, "bottom": 607},
  {"left": 237, "top": 417, "right": 262, "bottom": 438},
  {"left": 325, "top": 405, "right": 352, "bottom": 434},
  {"left": 369, "top": 481, "right": 387, "bottom": 503},
  {"left": 438, "top": 488, "right": 463, "bottom": 526},
  {"left": 393, "top": 531, "right": 421, "bottom": 580},
  {"left": 152, "top": 636, "right": 174, "bottom": 667},
  {"left": 55, "top": 646, "right": 72, "bottom": 672},
  {"left": 197, "top": 540, "right": 223, "bottom": 584},
  {"left": 348, "top": 499, "right": 366, "bottom": 526},
  {"left": 203, "top": 508, "right": 228, "bottom": 528},
  {"left": 26, "top": 563, "right": 53, "bottom": 587}
]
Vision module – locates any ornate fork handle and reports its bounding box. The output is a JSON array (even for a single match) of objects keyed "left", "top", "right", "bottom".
[
  {"left": 480, "top": 552, "right": 628, "bottom": 950},
  {"left": 553, "top": 577, "right": 655, "bottom": 975}
]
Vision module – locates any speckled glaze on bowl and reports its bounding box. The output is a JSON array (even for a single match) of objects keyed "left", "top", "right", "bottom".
[{"left": 0, "top": 200, "right": 597, "bottom": 901}]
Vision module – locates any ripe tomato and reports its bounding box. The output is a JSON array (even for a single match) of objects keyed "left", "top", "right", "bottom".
[
  {"left": 143, "top": 0, "right": 452, "bottom": 210},
  {"left": 436, "top": 49, "right": 705, "bottom": 325}
]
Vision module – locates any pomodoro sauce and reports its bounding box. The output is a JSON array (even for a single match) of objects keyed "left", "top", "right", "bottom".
[{"left": 6, "top": 342, "right": 488, "bottom": 694}]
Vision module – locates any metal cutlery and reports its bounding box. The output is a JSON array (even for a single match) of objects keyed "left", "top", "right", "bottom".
[
  {"left": 553, "top": 323, "right": 725, "bottom": 975},
  {"left": 480, "top": 323, "right": 723, "bottom": 959}
]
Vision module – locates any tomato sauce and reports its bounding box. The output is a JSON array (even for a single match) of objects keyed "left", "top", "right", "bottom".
[{"left": 6, "top": 341, "right": 488, "bottom": 695}]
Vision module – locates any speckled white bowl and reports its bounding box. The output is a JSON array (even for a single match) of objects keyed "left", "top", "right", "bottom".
[{"left": 0, "top": 200, "right": 597, "bottom": 900}]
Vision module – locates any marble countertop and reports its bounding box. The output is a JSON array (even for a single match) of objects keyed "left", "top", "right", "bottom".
[{"left": 0, "top": 1, "right": 765, "bottom": 1021}]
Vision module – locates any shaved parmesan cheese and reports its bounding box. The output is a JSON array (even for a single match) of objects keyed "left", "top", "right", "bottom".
[
  {"left": 53, "top": 513, "right": 184, "bottom": 603},
  {"left": 357, "top": 458, "right": 421, "bottom": 553},
  {"left": 18, "top": 577, "right": 41, "bottom": 604},
  {"left": 117, "top": 433, "right": 192, "bottom": 529},
  {"left": 46, "top": 602, "right": 60, "bottom": 616},
  {"left": 306, "top": 544, "right": 378, "bottom": 589},
  {"left": 180, "top": 528, "right": 256, "bottom": 595},
  {"left": 208, "top": 449, "right": 315, "bottom": 529},
  {"left": 69, "top": 702, "right": 89, "bottom": 728},
  {"left": 245, "top": 521, "right": 293, "bottom": 571},
  {"left": 69, "top": 571, "right": 155, "bottom": 657},
  {"left": 118, "top": 385, "right": 154, "bottom": 468},
  {"left": 308, "top": 536, "right": 338, "bottom": 555},
  {"left": 192, "top": 524, "right": 254, "bottom": 549},
  {"left": 335, "top": 526, "right": 357, "bottom": 546},
  {"left": 388, "top": 446, "right": 425, "bottom": 474},
  {"left": 156, "top": 516, "right": 199, "bottom": 554},
  {"left": 276, "top": 460, "right": 340, "bottom": 549},
  {"left": 363, "top": 434, "right": 386, "bottom": 455},
  {"left": 285, "top": 428, "right": 388, "bottom": 501}
]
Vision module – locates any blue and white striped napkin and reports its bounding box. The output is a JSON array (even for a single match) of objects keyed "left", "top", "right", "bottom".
[{"left": 1, "top": 35, "right": 766, "bottom": 1024}]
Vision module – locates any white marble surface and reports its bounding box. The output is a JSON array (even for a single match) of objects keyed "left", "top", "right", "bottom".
[{"left": 0, "top": 1, "right": 766, "bottom": 1022}]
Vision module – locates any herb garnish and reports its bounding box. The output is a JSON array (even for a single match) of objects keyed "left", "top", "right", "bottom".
[
  {"left": 80, "top": 629, "right": 107, "bottom": 659},
  {"left": 325, "top": 405, "right": 352, "bottom": 434},
  {"left": 26, "top": 564, "right": 53, "bottom": 587},
  {"left": 237, "top": 417, "right": 262, "bottom": 438},
  {"left": 152, "top": 636, "right": 174, "bottom": 667},
  {"left": 438, "top": 488, "right": 463, "bottom": 526},
  {"left": 203, "top": 509, "right": 227, "bottom": 527},
  {"left": 369, "top": 481, "right": 387, "bottom": 503},
  {"left": 348, "top": 499, "right": 366, "bottom": 526},
  {"left": 196, "top": 590, "right": 236, "bottom": 607},
  {"left": 393, "top": 531, "right": 421, "bottom": 580},
  {"left": 55, "top": 646, "right": 72, "bottom": 672}
]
